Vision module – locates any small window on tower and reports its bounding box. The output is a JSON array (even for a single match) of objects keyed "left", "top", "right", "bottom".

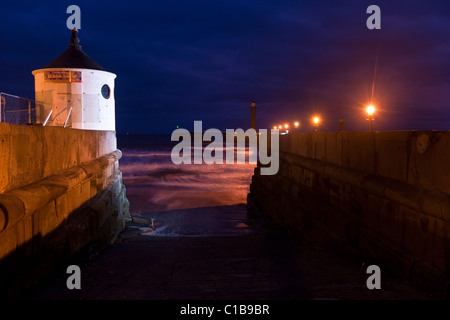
[{"left": 101, "top": 84, "right": 111, "bottom": 99}]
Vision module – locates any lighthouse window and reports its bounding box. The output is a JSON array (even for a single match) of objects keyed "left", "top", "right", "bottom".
[{"left": 101, "top": 84, "right": 111, "bottom": 99}]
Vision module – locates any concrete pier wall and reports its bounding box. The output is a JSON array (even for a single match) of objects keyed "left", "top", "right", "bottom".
[
  {"left": 248, "top": 131, "right": 450, "bottom": 296},
  {"left": 0, "top": 123, "right": 130, "bottom": 296}
]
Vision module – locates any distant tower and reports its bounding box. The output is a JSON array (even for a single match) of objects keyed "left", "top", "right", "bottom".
[
  {"left": 32, "top": 28, "right": 116, "bottom": 131},
  {"left": 250, "top": 101, "right": 257, "bottom": 129}
]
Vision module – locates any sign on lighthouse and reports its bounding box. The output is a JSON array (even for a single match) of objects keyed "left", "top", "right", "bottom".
[{"left": 32, "top": 28, "right": 117, "bottom": 131}]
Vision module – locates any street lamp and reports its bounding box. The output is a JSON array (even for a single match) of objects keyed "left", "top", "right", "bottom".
[
  {"left": 366, "top": 105, "right": 375, "bottom": 131},
  {"left": 313, "top": 116, "right": 320, "bottom": 132},
  {"left": 273, "top": 121, "right": 300, "bottom": 132}
]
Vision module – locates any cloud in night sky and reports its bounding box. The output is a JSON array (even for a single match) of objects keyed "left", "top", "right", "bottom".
[{"left": 0, "top": 0, "right": 449, "bottom": 133}]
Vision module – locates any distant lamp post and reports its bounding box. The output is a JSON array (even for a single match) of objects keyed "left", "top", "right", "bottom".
[
  {"left": 284, "top": 124, "right": 289, "bottom": 129},
  {"left": 273, "top": 126, "right": 277, "bottom": 130},
  {"left": 294, "top": 121, "right": 300, "bottom": 128},
  {"left": 339, "top": 117, "right": 344, "bottom": 131},
  {"left": 278, "top": 125, "right": 283, "bottom": 129},
  {"left": 366, "top": 105, "right": 375, "bottom": 131},
  {"left": 313, "top": 117, "right": 320, "bottom": 132}
]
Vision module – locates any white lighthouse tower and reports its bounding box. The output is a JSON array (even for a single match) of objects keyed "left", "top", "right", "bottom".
[{"left": 32, "top": 28, "right": 116, "bottom": 131}]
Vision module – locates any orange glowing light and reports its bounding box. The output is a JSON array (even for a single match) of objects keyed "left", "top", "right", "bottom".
[
  {"left": 284, "top": 124, "right": 289, "bottom": 129},
  {"left": 313, "top": 117, "right": 320, "bottom": 125},
  {"left": 294, "top": 121, "right": 299, "bottom": 128},
  {"left": 366, "top": 105, "right": 375, "bottom": 116},
  {"left": 278, "top": 125, "right": 283, "bottom": 129},
  {"left": 273, "top": 126, "right": 277, "bottom": 130}
]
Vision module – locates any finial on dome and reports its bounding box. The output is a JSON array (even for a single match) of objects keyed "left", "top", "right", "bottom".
[{"left": 70, "top": 28, "right": 81, "bottom": 48}]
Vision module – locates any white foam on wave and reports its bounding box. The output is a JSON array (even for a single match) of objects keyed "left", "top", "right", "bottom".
[{"left": 121, "top": 144, "right": 256, "bottom": 213}]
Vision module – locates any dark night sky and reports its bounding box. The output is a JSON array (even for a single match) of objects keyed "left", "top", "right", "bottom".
[{"left": 0, "top": 0, "right": 449, "bottom": 134}]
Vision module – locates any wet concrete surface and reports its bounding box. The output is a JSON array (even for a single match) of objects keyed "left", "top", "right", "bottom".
[{"left": 23, "top": 204, "right": 440, "bottom": 301}]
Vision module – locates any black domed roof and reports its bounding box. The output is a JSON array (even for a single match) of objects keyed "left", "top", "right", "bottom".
[{"left": 44, "top": 28, "right": 106, "bottom": 71}]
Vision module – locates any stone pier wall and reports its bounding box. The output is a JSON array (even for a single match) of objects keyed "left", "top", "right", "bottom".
[
  {"left": 248, "top": 131, "right": 450, "bottom": 296},
  {"left": 0, "top": 123, "right": 130, "bottom": 297}
]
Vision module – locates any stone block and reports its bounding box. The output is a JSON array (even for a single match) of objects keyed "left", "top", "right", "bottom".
[
  {"left": 407, "top": 131, "right": 450, "bottom": 193},
  {"left": 360, "top": 193, "right": 382, "bottom": 233},
  {"left": 78, "top": 129, "right": 99, "bottom": 164},
  {"left": 410, "top": 260, "right": 449, "bottom": 296},
  {"left": 311, "top": 133, "right": 326, "bottom": 161},
  {"left": 290, "top": 183, "right": 300, "bottom": 198},
  {"left": 55, "top": 193, "right": 69, "bottom": 222},
  {"left": 0, "top": 124, "right": 11, "bottom": 193},
  {"left": 48, "top": 166, "right": 87, "bottom": 190},
  {"left": 289, "top": 133, "right": 301, "bottom": 156},
  {"left": 97, "top": 131, "right": 117, "bottom": 157},
  {"left": 384, "top": 179, "right": 422, "bottom": 213},
  {"left": 324, "top": 132, "right": 343, "bottom": 166},
  {"left": 8, "top": 182, "right": 66, "bottom": 218},
  {"left": 342, "top": 132, "right": 375, "bottom": 173},
  {"left": 358, "top": 226, "right": 414, "bottom": 280},
  {"left": 328, "top": 178, "right": 342, "bottom": 207},
  {"left": 0, "top": 224, "right": 18, "bottom": 260},
  {"left": 374, "top": 131, "right": 410, "bottom": 181},
  {"left": 9, "top": 129, "right": 43, "bottom": 190},
  {"left": 16, "top": 215, "right": 34, "bottom": 256},
  {"left": 90, "top": 188, "right": 110, "bottom": 227},
  {"left": 279, "top": 134, "right": 289, "bottom": 153},
  {"left": 303, "top": 169, "right": 314, "bottom": 189},
  {"left": 402, "top": 209, "right": 434, "bottom": 263},
  {"left": 36, "top": 201, "right": 58, "bottom": 238},
  {"left": 43, "top": 126, "right": 73, "bottom": 177},
  {"left": 324, "top": 165, "right": 364, "bottom": 190},
  {"left": 0, "top": 194, "right": 26, "bottom": 231},
  {"left": 432, "top": 219, "right": 450, "bottom": 274},
  {"left": 361, "top": 174, "right": 386, "bottom": 197},
  {"left": 379, "top": 200, "right": 404, "bottom": 246},
  {"left": 67, "top": 184, "right": 85, "bottom": 212},
  {"left": 285, "top": 133, "right": 312, "bottom": 158},
  {"left": 420, "top": 189, "right": 450, "bottom": 221}
]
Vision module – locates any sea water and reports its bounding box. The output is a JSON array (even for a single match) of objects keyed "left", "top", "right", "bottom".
[{"left": 117, "top": 134, "right": 256, "bottom": 236}]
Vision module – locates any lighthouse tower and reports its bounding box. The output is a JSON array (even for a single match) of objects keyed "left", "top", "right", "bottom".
[
  {"left": 250, "top": 101, "right": 256, "bottom": 129},
  {"left": 32, "top": 28, "right": 116, "bottom": 131}
]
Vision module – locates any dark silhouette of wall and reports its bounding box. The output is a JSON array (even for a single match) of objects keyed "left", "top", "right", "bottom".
[
  {"left": 0, "top": 123, "right": 129, "bottom": 297},
  {"left": 248, "top": 131, "right": 450, "bottom": 297}
]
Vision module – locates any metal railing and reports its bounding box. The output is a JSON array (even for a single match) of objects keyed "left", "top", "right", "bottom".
[{"left": 0, "top": 92, "right": 36, "bottom": 125}]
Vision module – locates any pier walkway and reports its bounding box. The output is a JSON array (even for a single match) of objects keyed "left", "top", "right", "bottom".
[{"left": 24, "top": 204, "right": 436, "bottom": 300}]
